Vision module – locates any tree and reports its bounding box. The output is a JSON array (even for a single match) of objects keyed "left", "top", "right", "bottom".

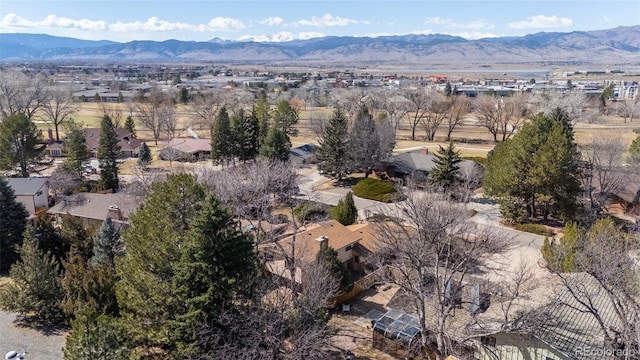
[
  {"left": 135, "top": 89, "right": 172, "bottom": 145},
  {"left": 330, "top": 191, "right": 357, "bottom": 226},
  {"left": 429, "top": 142, "right": 462, "bottom": 192},
  {"left": 347, "top": 105, "right": 380, "bottom": 175},
  {"left": 97, "top": 115, "right": 120, "bottom": 191},
  {"left": 254, "top": 91, "right": 271, "bottom": 146},
  {"left": 483, "top": 109, "right": 581, "bottom": 221},
  {"left": 0, "top": 71, "right": 48, "bottom": 120},
  {"left": 0, "top": 225, "right": 65, "bottom": 324},
  {"left": 211, "top": 106, "right": 233, "bottom": 166},
  {"left": 178, "top": 87, "right": 189, "bottom": 104},
  {"left": 422, "top": 92, "right": 450, "bottom": 141},
  {"left": 137, "top": 142, "right": 152, "bottom": 170},
  {"left": 190, "top": 91, "right": 224, "bottom": 130},
  {"left": 42, "top": 85, "right": 78, "bottom": 142},
  {"left": 124, "top": 115, "right": 136, "bottom": 138},
  {"left": 629, "top": 135, "right": 640, "bottom": 165},
  {"left": 0, "top": 113, "right": 45, "bottom": 177},
  {"left": 0, "top": 177, "right": 28, "bottom": 270},
  {"left": 91, "top": 217, "right": 120, "bottom": 269},
  {"left": 170, "top": 193, "right": 257, "bottom": 355},
  {"left": 63, "top": 310, "right": 132, "bottom": 360},
  {"left": 316, "top": 245, "right": 351, "bottom": 291},
  {"left": 271, "top": 99, "right": 299, "bottom": 141},
  {"left": 444, "top": 96, "right": 470, "bottom": 141},
  {"left": 63, "top": 120, "right": 90, "bottom": 179},
  {"left": 116, "top": 173, "right": 206, "bottom": 349},
  {"left": 444, "top": 82, "right": 452, "bottom": 96},
  {"left": 541, "top": 221, "right": 579, "bottom": 273},
  {"left": 317, "top": 108, "right": 349, "bottom": 179},
  {"left": 475, "top": 93, "right": 528, "bottom": 142},
  {"left": 259, "top": 125, "right": 290, "bottom": 162},
  {"left": 370, "top": 189, "right": 514, "bottom": 359},
  {"left": 407, "top": 89, "right": 432, "bottom": 140},
  {"left": 231, "top": 109, "right": 259, "bottom": 162}
]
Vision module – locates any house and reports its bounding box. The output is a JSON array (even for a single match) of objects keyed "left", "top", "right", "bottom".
[
  {"left": 289, "top": 144, "right": 317, "bottom": 165},
  {"left": 83, "top": 127, "right": 141, "bottom": 158},
  {"left": 47, "top": 192, "right": 142, "bottom": 229},
  {"left": 392, "top": 148, "right": 483, "bottom": 187},
  {"left": 260, "top": 220, "right": 374, "bottom": 284},
  {"left": 474, "top": 273, "right": 629, "bottom": 360},
  {"left": 159, "top": 138, "right": 211, "bottom": 162},
  {"left": 7, "top": 177, "right": 49, "bottom": 218}
]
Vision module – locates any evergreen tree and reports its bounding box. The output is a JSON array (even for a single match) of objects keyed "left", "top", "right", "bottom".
[
  {"left": 316, "top": 245, "right": 351, "bottom": 291},
  {"left": 231, "top": 109, "right": 259, "bottom": 162},
  {"left": 60, "top": 214, "right": 95, "bottom": 263},
  {"left": 444, "top": 82, "right": 452, "bottom": 96},
  {"left": 178, "top": 87, "right": 189, "bottom": 104},
  {"left": 272, "top": 99, "right": 299, "bottom": 140},
  {"left": 429, "top": 142, "right": 462, "bottom": 191},
  {"left": 483, "top": 108, "right": 581, "bottom": 222},
  {"left": 97, "top": 115, "right": 120, "bottom": 191},
  {"left": 35, "top": 219, "right": 67, "bottom": 266},
  {"left": 629, "top": 135, "right": 640, "bottom": 164},
  {"left": 210, "top": 106, "right": 233, "bottom": 166},
  {"left": 0, "top": 113, "right": 45, "bottom": 177},
  {"left": 259, "top": 125, "right": 290, "bottom": 162},
  {"left": 117, "top": 91, "right": 124, "bottom": 103},
  {"left": 541, "top": 222, "right": 580, "bottom": 272},
  {"left": 348, "top": 105, "right": 380, "bottom": 175},
  {"left": 0, "top": 177, "right": 28, "bottom": 270},
  {"left": 317, "top": 108, "right": 350, "bottom": 179},
  {"left": 254, "top": 90, "right": 271, "bottom": 146},
  {"left": 124, "top": 115, "right": 136, "bottom": 139},
  {"left": 331, "top": 192, "right": 358, "bottom": 226},
  {"left": 91, "top": 217, "right": 120, "bottom": 269},
  {"left": 63, "top": 120, "right": 90, "bottom": 179},
  {"left": 63, "top": 310, "right": 132, "bottom": 360},
  {"left": 0, "top": 225, "right": 65, "bottom": 324},
  {"left": 171, "top": 194, "right": 257, "bottom": 355},
  {"left": 115, "top": 173, "right": 206, "bottom": 348},
  {"left": 137, "top": 142, "right": 152, "bottom": 170}
]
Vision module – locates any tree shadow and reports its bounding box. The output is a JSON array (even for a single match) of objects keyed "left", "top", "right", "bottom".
[
  {"left": 12, "top": 315, "right": 69, "bottom": 336},
  {"left": 469, "top": 197, "right": 497, "bottom": 205},
  {"left": 334, "top": 176, "right": 365, "bottom": 188}
]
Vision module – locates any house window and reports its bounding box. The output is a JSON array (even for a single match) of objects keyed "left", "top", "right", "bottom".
[
  {"left": 354, "top": 255, "right": 360, "bottom": 263},
  {"left": 480, "top": 336, "right": 496, "bottom": 347},
  {"left": 545, "top": 357, "right": 556, "bottom": 360},
  {"left": 50, "top": 149, "right": 61, "bottom": 156},
  {"left": 345, "top": 245, "right": 352, "bottom": 252}
]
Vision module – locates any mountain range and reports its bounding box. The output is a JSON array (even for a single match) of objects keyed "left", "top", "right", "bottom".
[{"left": 1, "top": 26, "right": 639, "bottom": 65}]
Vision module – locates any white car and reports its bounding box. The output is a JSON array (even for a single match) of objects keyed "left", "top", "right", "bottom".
[{"left": 4, "top": 351, "right": 25, "bottom": 360}]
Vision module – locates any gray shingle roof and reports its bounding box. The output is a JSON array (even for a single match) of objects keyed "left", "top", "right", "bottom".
[
  {"left": 6, "top": 177, "right": 49, "bottom": 196},
  {"left": 47, "top": 192, "right": 141, "bottom": 221}
]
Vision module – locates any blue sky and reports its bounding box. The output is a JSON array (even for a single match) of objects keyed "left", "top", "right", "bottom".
[{"left": 1, "top": 0, "right": 638, "bottom": 42}]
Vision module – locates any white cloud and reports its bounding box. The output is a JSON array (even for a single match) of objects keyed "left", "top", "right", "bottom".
[
  {"left": 509, "top": 15, "right": 573, "bottom": 29},
  {"left": 108, "top": 17, "right": 209, "bottom": 32},
  {"left": 425, "top": 17, "right": 493, "bottom": 30},
  {"left": 445, "top": 31, "right": 501, "bottom": 40},
  {"left": 238, "top": 31, "right": 324, "bottom": 42},
  {"left": 602, "top": 16, "right": 611, "bottom": 23},
  {"left": 1, "top": 13, "right": 106, "bottom": 31},
  {"left": 207, "top": 17, "right": 247, "bottom": 31},
  {"left": 296, "top": 13, "right": 358, "bottom": 27},
  {"left": 260, "top": 17, "right": 284, "bottom": 26}
]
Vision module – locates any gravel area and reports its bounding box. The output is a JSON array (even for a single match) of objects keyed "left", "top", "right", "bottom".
[{"left": 0, "top": 312, "right": 66, "bottom": 360}]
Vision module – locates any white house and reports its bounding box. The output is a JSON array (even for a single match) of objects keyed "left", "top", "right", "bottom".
[{"left": 7, "top": 177, "right": 49, "bottom": 217}]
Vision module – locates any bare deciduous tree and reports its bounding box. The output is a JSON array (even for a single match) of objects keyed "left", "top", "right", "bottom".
[
  {"left": 406, "top": 89, "right": 432, "bottom": 140},
  {"left": 136, "top": 89, "right": 174, "bottom": 145},
  {"left": 421, "top": 92, "right": 450, "bottom": 141},
  {"left": 474, "top": 93, "right": 528, "bottom": 142},
  {"left": 331, "top": 88, "right": 366, "bottom": 124},
  {"left": 444, "top": 96, "right": 470, "bottom": 141},
  {"left": 190, "top": 91, "right": 224, "bottom": 130},
  {"left": 99, "top": 101, "right": 124, "bottom": 128},
  {"left": 0, "top": 71, "right": 49, "bottom": 120},
  {"left": 41, "top": 85, "right": 78, "bottom": 142},
  {"left": 369, "top": 188, "right": 516, "bottom": 359},
  {"left": 614, "top": 97, "right": 640, "bottom": 123}
]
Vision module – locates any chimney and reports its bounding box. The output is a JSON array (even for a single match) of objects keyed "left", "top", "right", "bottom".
[
  {"left": 107, "top": 205, "right": 122, "bottom": 220},
  {"left": 47, "top": 128, "right": 54, "bottom": 144},
  {"left": 315, "top": 235, "right": 329, "bottom": 249},
  {"left": 420, "top": 147, "right": 429, "bottom": 155}
]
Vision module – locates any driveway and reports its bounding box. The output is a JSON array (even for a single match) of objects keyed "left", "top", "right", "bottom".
[{"left": 0, "top": 312, "right": 65, "bottom": 360}]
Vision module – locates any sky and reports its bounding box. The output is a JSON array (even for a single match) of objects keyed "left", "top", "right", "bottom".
[{"left": 1, "top": 0, "right": 638, "bottom": 43}]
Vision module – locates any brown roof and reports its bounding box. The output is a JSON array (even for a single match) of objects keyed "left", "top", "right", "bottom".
[
  {"left": 346, "top": 223, "right": 382, "bottom": 253},
  {"left": 276, "top": 220, "right": 363, "bottom": 262},
  {"left": 47, "top": 192, "right": 142, "bottom": 222},
  {"left": 164, "top": 138, "right": 211, "bottom": 154},
  {"left": 83, "top": 127, "right": 141, "bottom": 152}
]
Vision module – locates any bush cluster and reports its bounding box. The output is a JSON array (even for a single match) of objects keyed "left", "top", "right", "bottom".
[
  {"left": 352, "top": 178, "right": 396, "bottom": 203},
  {"left": 513, "top": 223, "right": 551, "bottom": 236}
]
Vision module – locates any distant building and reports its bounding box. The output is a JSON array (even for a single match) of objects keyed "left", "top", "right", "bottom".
[
  {"left": 47, "top": 192, "right": 142, "bottom": 229},
  {"left": 159, "top": 138, "right": 211, "bottom": 162}
]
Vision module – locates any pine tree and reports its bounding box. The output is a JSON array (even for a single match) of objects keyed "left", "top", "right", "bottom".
[
  {"left": 272, "top": 99, "right": 299, "bottom": 140},
  {"left": 348, "top": 105, "right": 380, "bottom": 175},
  {"left": 115, "top": 173, "right": 206, "bottom": 347},
  {"left": 259, "top": 125, "right": 290, "bottom": 162},
  {"left": 429, "top": 142, "right": 462, "bottom": 191},
  {"left": 91, "top": 217, "right": 120, "bottom": 269},
  {"left": 0, "top": 113, "right": 45, "bottom": 177},
  {"left": 63, "top": 120, "right": 90, "bottom": 179},
  {"left": 0, "top": 225, "right": 65, "bottom": 324},
  {"left": 629, "top": 135, "right": 640, "bottom": 164},
  {"left": 210, "top": 106, "right": 233, "bottom": 166},
  {"left": 331, "top": 191, "right": 358, "bottom": 226},
  {"left": 60, "top": 214, "right": 95, "bottom": 263},
  {"left": 445, "top": 82, "right": 452, "bottom": 96},
  {"left": 316, "top": 245, "right": 351, "bottom": 291},
  {"left": 171, "top": 194, "right": 257, "bottom": 355},
  {"left": 317, "top": 108, "right": 349, "bottom": 179},
  {"left": 0, "top": 177, "right": 28, "bottom": 270},
  {"left": 63, "top": 310, "right": 131, "bottom": 359},
  {"left": 124, "top": 115, "right": 136, "bottom": 139},
  {"left": 137, "top": 142, "right": 152, "bottom": 170},
  {"left": 255, "top": 90, "right": 271, "bottom": 147},
  {"left": 97, "top": 115, "right": 121, "bottom": 191},
  {"left": 232, "top": 109, "right": 259, "bottom": 162}
]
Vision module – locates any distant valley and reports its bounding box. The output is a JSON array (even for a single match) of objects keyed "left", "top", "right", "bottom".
[{"left": 0, "top": 25, "right": 639, "bottom": 65}]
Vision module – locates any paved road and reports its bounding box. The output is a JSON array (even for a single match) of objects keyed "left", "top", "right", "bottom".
[{"left": 0, "top": 312, "right": 65, "bottom": 360}]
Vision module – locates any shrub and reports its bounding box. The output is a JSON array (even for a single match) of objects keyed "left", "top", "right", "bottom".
[
  {"left": 330, "top": 192, "right": 358, "bottom": 225},
  {"left": 513, "top": 223, "right": 551, "bottom": 236},
  {"left": 352, "top": 178, "right": 396, "bottom": 202},
  {"left": 293, "top": 201, "right": 330, "bottom": 223}
]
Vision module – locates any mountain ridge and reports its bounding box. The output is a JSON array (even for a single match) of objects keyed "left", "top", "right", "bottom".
[{"left": 1, "top": 25, "right": 638, "bottom": 64}]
